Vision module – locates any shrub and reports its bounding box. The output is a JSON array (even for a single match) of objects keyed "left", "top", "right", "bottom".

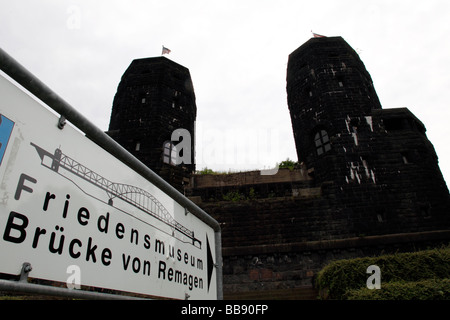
[
  {"left": 278, "top": 158, "right": 298, "bottom": 171},
  {"left": 315, "top": 246, "right": 450, "bottom": 299},
  {"left": 197, "top": 167, "right": 216, "bottom": 175},
  {"left": 222, "top": 190, "right": 245, "bottom": 202},
  {"left": 344, "top": 278, "right": 450, "bottom": 300}
]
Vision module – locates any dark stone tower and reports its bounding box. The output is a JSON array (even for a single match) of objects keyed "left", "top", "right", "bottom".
[
  {"left": 287, "top": 36, "right": 450, "bottom": 237},
  {"left": 107, "top": 57, "right": 196, "bottom": 192},
  {"left": 287, "top": 36, "right": 382, "bottom": 183}
]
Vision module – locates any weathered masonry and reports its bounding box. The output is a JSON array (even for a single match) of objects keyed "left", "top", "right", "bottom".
[
  {"left": 286, "top": 36, "right": 450, "bottom": 237},
  {"left": 107, "top": 57, "right": 196, "bottom": 192},
  {"left": 108, "top": 37, "right": 450, "bottom": 299}
]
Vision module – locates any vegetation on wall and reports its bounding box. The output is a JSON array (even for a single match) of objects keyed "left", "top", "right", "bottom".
[
  {"left": 222, "top": 188, "right": 257, "bottom": 202},
  {"left": 277, "top": 158, "right": 299, "bottom": 171},
  {"left": 196, "top": 167, "right": 217, "bottom": 175},
  {"left": 196, "top": 158, "right": 299, "bottom": 176}
]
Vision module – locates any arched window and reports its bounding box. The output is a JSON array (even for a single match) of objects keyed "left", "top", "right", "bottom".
[
  {"left": 163, "top": 141, "right": 177, "bottom": 165},
  {"left": 314, "top": 129, "right": 331, "bottom": 156}
]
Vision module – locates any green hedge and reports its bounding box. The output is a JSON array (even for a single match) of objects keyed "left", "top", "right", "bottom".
[
  {"left": 315, "top": 247, "right": 450, "bottom": 299},
  {"left": 344, "top": 278, "right": 450, "bottom": 300}
]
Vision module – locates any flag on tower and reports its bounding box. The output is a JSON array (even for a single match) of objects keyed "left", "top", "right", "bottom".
[
  {"left": 312, "top": 31, "right": 326, "bottom": 38},
  {"left": 162, "top": 46, "right": 171, "bottom": 55}
]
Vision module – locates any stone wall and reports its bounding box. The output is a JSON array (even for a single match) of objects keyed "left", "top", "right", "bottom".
[
  {"left": 220, "top": 230, "right": 450, "bottom": 299},
  {"left": 189, "top": 170, "right": 450, "bottom": 299}
]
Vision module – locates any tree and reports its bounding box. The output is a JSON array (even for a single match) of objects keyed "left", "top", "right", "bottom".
[
  {"left": 278, "top": 158, "right": 298, "bottom": 171},
  {"left": 197, "top": 167, "right": 216, "bottom": 175}
]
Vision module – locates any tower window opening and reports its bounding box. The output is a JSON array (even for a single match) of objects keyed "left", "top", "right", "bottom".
[
  {"left": 314, "top": 129, "right": 331, "bottom": 156},
  {"left": 337, "top": 75, "right": 345, "bottom": 88},
  {"left": 304, "top": 85, "right": 312, "bottom": 98},
  {"left": 402, "top": 153, "right": 409, "bottom": 164},
  {"left": 401, "top": 151, "right": 415, "bottom": 164},
  {"left": 163, "top": 141, "right": 177, "bottom": 165},
  {"left": 349, "top": 118, "right": 360, "bottom": 131}
]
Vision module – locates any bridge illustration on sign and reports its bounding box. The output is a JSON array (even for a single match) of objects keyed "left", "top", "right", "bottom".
[{"left": 30, "top": 142, "right": 202, "bottom": 249}]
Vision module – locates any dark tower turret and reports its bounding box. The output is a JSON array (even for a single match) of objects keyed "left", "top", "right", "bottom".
[
  {"left": 287, "top": 36, "right": 381, "bottom": 182},
  {"left": 107, "top": 57, "right": 196, "bottom": 192},
  {"left": 287, "top": 36, "right": 449, "bottom": 237}
]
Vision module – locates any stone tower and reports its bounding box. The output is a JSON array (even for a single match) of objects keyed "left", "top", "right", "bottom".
[
  {"left": 107, "top": 57, "right": 196, "bottom": 192},
  {"left": 287, "top": 36, "right": 382, "bottom": 183},
  {"left": 287, "top": 36, "right": 450, "bottom": 236}
]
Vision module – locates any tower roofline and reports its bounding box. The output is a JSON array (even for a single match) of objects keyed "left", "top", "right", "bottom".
[
  {"left": 127, "top": 56, "right": 191, "bottom": 72},
  {"left": 289, "top": 36, "right": 357, "bottom": 60}
]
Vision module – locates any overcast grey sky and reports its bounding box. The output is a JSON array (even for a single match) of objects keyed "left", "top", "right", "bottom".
[{"left": 1, "top": 0, "right": 449, "bottom": 183}]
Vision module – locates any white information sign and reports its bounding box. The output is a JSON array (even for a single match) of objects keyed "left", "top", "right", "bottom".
[{"left": 0, "top": 73, "right": 217, "bottom": 300}]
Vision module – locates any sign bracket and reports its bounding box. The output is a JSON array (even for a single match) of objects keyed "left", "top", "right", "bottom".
[
  {"left": 19, "top": 262, "right": 32, "bottom": 283},
  {"left": 57, "top": 115, "right": 66, "bottom": 129}
]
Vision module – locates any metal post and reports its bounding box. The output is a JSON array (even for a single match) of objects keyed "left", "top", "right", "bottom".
[
  {"left": 215, "top": 231, "right": 224, "bottom": 300},
  {"left": 0, "top": 47, "right": 223, "bottom": 300}
]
